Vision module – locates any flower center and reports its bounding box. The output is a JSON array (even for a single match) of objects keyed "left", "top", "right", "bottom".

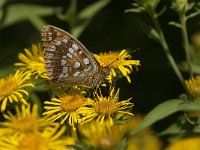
[
  {"left": 0, "top": 78, "right": 18, "bottom": 98},
  {"left": 94, "top": 99, "right": 119, "bottom": 116},
  {"left": 185, "top": 76, "right": 200, "bottom": 100},
  {"left": 17, "top": 132, "right": 47, "bottom": 150},
  {"left": 12, "top": 117, "right": 37, "bottom": 133},
  {"left": 60, "top": 94, "right": 85, "bottom": 112}
]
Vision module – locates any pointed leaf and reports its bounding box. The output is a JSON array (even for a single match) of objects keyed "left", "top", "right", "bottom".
[
  {"left": 157, "top": 6, "right": 167, "bottom": 17},
  {"left": 168, "top": 21, "right": 183, "bottom": 29},
  {"left": 78, "top": 0, "right": 111, "bottom": 20},
  {"left": 187, "top": 11, "right": 200, "bottom": 20},
  {"left": 0, "top": 4, "right": 55, "bottom": 28},
  {"left": 70, "top": 0, "right": 110, "bottom": 38},
  {"left": 179, "top": 62, "right": 200, "bottom": 74},
  {"left": 137, "top": 19, "right": 160, "bottom": 42},
  {"left": 30, "top": 92, "right": 42, "bottom": 114},
  {"left": 178, "top": 102, "right": 200, "bottom": 112},
  {"left": 129, "top": 99, "right": 184, "bottom": 136},
  {"left": 71, "top": 20, "right": 90, "bottom": 38},
  {"left": 125, "top": 8, "right": 144, "bottom": 13},
  {"left": 159, "top": 122, "right": 183, "bottom": 136}
]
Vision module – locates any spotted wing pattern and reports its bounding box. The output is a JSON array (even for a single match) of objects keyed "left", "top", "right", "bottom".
[{"left": 41, "top": 25, "right": 100, "bottom": 87}]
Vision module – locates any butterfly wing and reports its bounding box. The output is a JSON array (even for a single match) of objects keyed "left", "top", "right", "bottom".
[{"left": 41, "top": 25, "right": 99, "bottom": 87}]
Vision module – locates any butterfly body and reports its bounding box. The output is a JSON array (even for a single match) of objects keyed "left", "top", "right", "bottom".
[{"left": 41, "top": 25, "right": 110, "bottom": 88}]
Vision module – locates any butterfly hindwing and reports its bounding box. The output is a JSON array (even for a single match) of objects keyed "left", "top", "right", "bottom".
[{"left": 41, "top": 25, "right": 99, "bottom": 85}]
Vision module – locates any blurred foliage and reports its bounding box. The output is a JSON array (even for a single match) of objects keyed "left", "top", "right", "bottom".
[{"left": 0, "top": 4, "right": 55, "bottom": 30}]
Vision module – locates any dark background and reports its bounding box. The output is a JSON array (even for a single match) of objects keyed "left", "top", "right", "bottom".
[{"left": 1, "top": 0, "right": 198, "bottom": 130}]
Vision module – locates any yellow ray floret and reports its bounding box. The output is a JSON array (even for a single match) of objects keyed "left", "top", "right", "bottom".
[{"left": 0, "top": 70, "right": 34, "bottom": 111}]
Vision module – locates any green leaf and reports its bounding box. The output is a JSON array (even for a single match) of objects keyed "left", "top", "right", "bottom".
[
  {"left": 157, "top": 6, "right": 167, "bottom": 17},
  {"left": 160, "top": 107, "right": 200, "bottom": 136},
  {"left": 179, "top": 62, "right": 200, "bottom": 74},
  {"left": 30, "top": 92, "right": 43, "bottom": 114},
  {"left": 0, "top": 65, "right": 15, "bottom": 78},
  {"left": 71, "top": 20, "right": 90, "bottom": 38},
  {"left": 117, "top": 138, "right": 128, "bottom": 150},
  {"left": 187, "top": 11, "right": 200, "bottom": 20},
  {"left": 137, "top": 19, "right": 160, "bottom": 42},
  {"left": 159, "top": 119, "right": 200, "bottom": 136},
  {"left": 129, "top": 99, "right": 184, "bottom": 136},
  {"left": 187, "top": 2, "right": 195, "bottom": 11},
  {"left": 71, "top": 0, "right": 111, "bottom": 38},
  {"left": 0, "top": 0, "right": 6, "bottom": 7},
  {"left": 29, "top": 16, "right": 46, "bottom": 31},
  {"left": 33, "top": 78, "right": 47, "bottom": 92},
  {"left": 178, "top": 102, "right": 200, "bottom": 112},
  {"left": 0, "top": 0, "right": 6, "bottom": 21},
  {"left": 33, "top": 83, "right": 47, "bottom": 92},
  {"left": 0, "top": 4, "right": 55, "bottom": 29},
  {"left": 124, "top": 8, "right": 145, "bottom": 13},
  {"left": 78, "top": 0, "right": 111, "bottom": 20},
  {"left": 168, "top": 21, "right": 183, "bottom": 29},
  {"left": 56, "top": 1, "right": 77, "bottom": 27},
  {"left": 159, "top": 121, "right": 184, "bottom": 136}
]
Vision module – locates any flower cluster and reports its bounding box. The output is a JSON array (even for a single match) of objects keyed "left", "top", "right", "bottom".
[
  {"left": 0, "top": 104, "right": 74, "bottom": 150},
  {"left": 0, "top": 44, "right": 141, "bottom": 149}
]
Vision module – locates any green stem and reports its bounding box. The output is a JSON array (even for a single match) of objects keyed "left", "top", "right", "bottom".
[
  {"left": 179, "top": 14, "right": 193, "bottom": 77},
  {"left": 149, "top": 9, "right": 187, "bottom": 90}
]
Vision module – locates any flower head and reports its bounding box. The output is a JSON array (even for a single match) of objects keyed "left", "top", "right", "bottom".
[
  {"left": 78, "top": 121, "right": 124, "bottom": 150},
  {"left": 15, "top": 44, "right": 47, "bottom": 79},
  {"left": 185, "top": 76, "right": 200, "bottom": 101},
  {"left": 122, "top": 116, "right": 161, "bottom": 150},
  {"left": 0, "top": 104, "right": 54, "bottom": 137},
  {"left": 136, "top": 0, "right": 159, "bottom": 9},
  {"left": 0, "top": 70, "right": 34, "bottom": 111},
  {"left": 191, "top": 31, "right": 200, "bottom": 50},
  {"left": 167, "top": 137, "right": 200, "bottom": 150},
  {"left": 0, "top": 125, "right": 75, "bottom": 150},
  {"left": 84, "top": 87, "right": 134, "bottom": 126},
  {"left": 43, "top": 93, "right": 91, "bottom": 129},
  {"left": 172, "top": 0, "right": 189, "bottom": 13},
  {"left": 94, "top": 49, "right": 140, "bottom": 83}
]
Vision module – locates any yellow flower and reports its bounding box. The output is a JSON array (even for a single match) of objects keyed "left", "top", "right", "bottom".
[
  {"left": 191, "top": 31, "right": 200, "bottom": 49},
  {"left": 94, "top": 49, "right": 140, "bottom": 83},
  {"left": 185, "top": 76, "right": 200, "bottom": 101},
  {"left": 127, "top": 134, "right": 161, "bottom": 150},
  {"left": 78, "top": 121, "right": 124, "bottom": 150},
  {"left": 167, "top": 137, "right": 200, "bottom": 150},
  {"left": 83, "top": 87, "right": 134, "bottom": 126},
  {"left": 43, "top": 93, "right": 91, "bottom": 130},
  {"left": 0, "top": 126, "right": 75, "bottom": 150},
  {"left": 123, "top": 115, "right": 161, "bottom": 150},
  {"left": 0, "top": 70, "right": 34, "bottom": 111},
  {"left": 15, "top": 44, "right": 48, "bottom": 79},
  {"left": 0, "top": 104, "right": 54, "bottom": 137}
]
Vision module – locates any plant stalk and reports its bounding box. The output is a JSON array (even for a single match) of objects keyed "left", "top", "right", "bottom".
[
  {"left": 179, "top": 14, "right": 193, "bottom": 77},
  {"left": 149, "top": 9, "right": 187, "bottom": 91}
]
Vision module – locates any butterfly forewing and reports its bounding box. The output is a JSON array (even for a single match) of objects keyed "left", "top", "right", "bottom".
[
  {"left": 41, "top": 26, "right": 96, "bottom": 83},
  {"left": 41, "top": 25, "right": 110, "bottom": 87}
]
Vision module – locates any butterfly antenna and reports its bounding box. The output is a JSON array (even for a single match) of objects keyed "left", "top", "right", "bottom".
[
  {"left": 107, "top": 57, "right": 119, "bottom": 68},
  {"left": 107, "top": 48, "right": 139, "bottom": 68}
]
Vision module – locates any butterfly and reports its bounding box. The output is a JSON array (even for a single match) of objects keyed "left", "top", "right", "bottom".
[{"left": 41, "top": 25, "right": 110, "bottom": 88}]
